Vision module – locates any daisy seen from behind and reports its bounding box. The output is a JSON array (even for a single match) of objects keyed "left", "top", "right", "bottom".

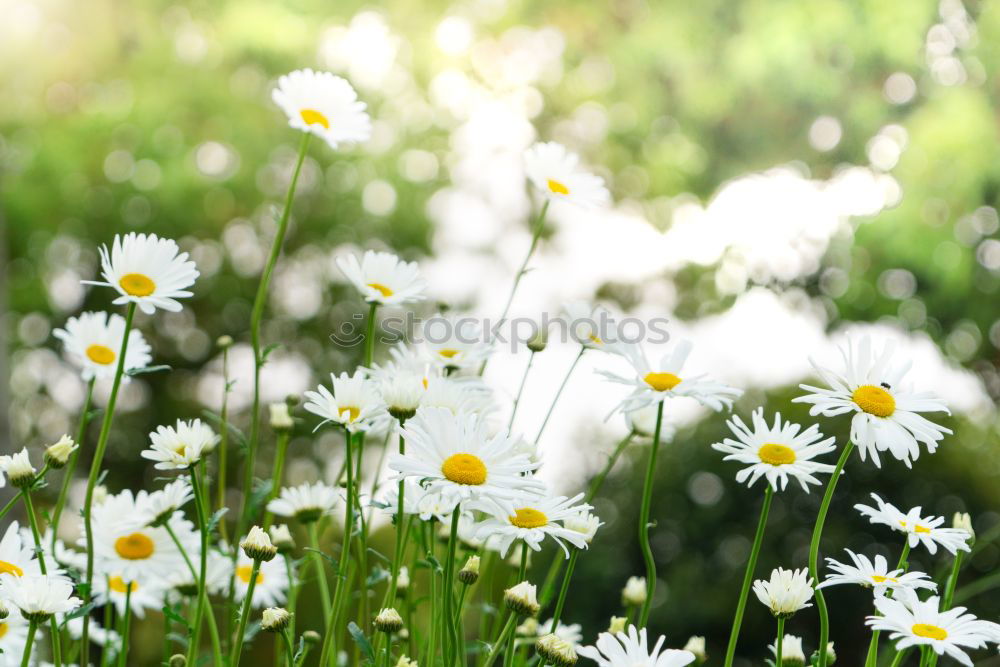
[
  {"left": 53, "top": 311, "right": 152, "bottom": 381},
  {"left": 267, "top": 481, "right": 340, "bottom": 523},
  {"left": 418, "top": 314, "right": 493, "bottom": 371},
  {"left": 819, "top": 549, "right": 936, "bottom": 597},
  {"left": 524, "top": 141, "right": 610, "bottom": 209},
  {"left": 753, "top": 567, "right": 814, "bottom": 617},
  {"left": 141, "top": 419, "right": 220, "bottom": 470},
  {"left": 577, "top": 624, "right": 696, "bottom": 666},
  {"left": 855, "top": 494, "right": 972, "bottom": 556},
  {"left": 473, "top": 491, "right": 594, "bottom": 557},
  {"left": 272, "top": 68, "right": 371, "bottom": 149},
  {"left": 336, "top": 250, "right": 426, "bottom": 306},
  {"left": 711, "top": 408, "right": 836, "bottom": 493},
  {"left": 3, "top": 573, "right": 81, "bottom": 620},
  {"left": 794, "top": 336, "right": 951, "bottom": 467},
  {"left": 83, "top": 233, "right": 199, "bottom": 314},
  {"left": 303, "top": 370, "right": 386, "bottom": 433}
]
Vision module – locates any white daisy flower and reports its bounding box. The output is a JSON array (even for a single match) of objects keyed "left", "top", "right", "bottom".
[
  {"left": 768, "top": 634, "right": 807, "bottom": 665},
  {"left": 271, "top": 68, "right": 371, "bottom": 149},
  {"left": 93, "top": 572, "right": 167, "bottom": 619},
  {"left": 473, "top": 492, "right": 594, "bottom": 557},
  {"left": 139, "top": 479, "right": 194, "bottom": 527},
  {"left": 711, "top": 409, "right": 836, "bottom": 493},
  {"left": 577, "top": 625, "right": 696, "bottom": 666},
  {"left": 83, "top": 233, "right": 199, "bottom": 314},
  {"left": 336, "top": 250, "right": 426, "bottom": 306},
  {"left": 867, "top": 591, "right": 1000, "bottom": 666},
  {"left": 621, "top": 576, "right": 647, "bottom": 606},
  {"left": 855, "top": 494, "right": 972, "bottom": 556},
  {"left": 141, "top": 419, "right": 220, "bottom": 470},
  {"left": 2, "top": 450, "right": 35, "bottom": 487},
  {"left": 418, "top": 315, "right": 493, "bottom": 370},
  {"left": 600, "top": 341, "right": 742, "bottom": 415},
  {"left": 303, "top": 371, "right": 386, "bottom": 433},
  {"left": 164, "top": 548, "right": 232, "bottom": 595},
  {"left": 420, "top": 377, "right": 494, "bottom": 416},
  {"left": 53, "top": 311, "right": 152, "bottom": 381},
  {"left": 233, "top": 552, "right": 288, "bottom": 609},
  {"left": 88, "top": 488, "right": 197, "bottom": 582},
  {"left": 390, "top": 407, "right": 543, "bottom": 514},
  {"left": 266, "top": 481, "right": 340, "bottom": 523},
  {"left": 379, "top": 479, "right": 461, "bottom": 523},
  {"left": 523, "top": 142, "right": 610, "bottom": 209},
  {"left": 0, "top": 522, "right": 43, "bottom": 585},
  {"left": 378, "top": 373, "right": 426, "bottom": 419},
  {"left": 819, "top": 549, "right": 936, "bottom": 597},
  {"left": 561, "top": 301, "right": 620, "bottom": 352},
  {"left": 563, "top": 510, "right": 602, "bottom": 545},
  {"left": 793, "top": 336, "right": 952, "bottom": 468},
  {"left": 538, "top": 618, "right": 584, "bottom": 646},
  {"left": 0, "top": 611, "right": 30, "bottom": 664},
  {"left": 2, "top": 574, "right": 81, "bottom": 620},
  {"left": 752, "top": 567, "right": 814, "bottom": 617}
]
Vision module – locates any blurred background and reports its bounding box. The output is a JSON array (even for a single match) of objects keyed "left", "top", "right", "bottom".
[{"left": 2, "top": 0, "right": 1000, "bottom": 663}]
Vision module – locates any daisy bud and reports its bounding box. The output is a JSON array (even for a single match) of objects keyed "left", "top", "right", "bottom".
[
  {"left": 683, "top": 636, "right": 707, "bottom": 663},
  {"left": 397, "top": 566, "right": 410, "bottom": 592},
  {"left": 0, "top": 602, "right": 8, "bottom": 620},
  {"left": 607, "top": 616, "right": 626, "bottom": 634},
  {"left": 504, "top": 581, "right": 539, "bottom": 617},
  {"left": 241, "top": 526, "right": 277, "bottom": 562},
  {"left": 270, "top": 403, "right": 294, "bottom": 431},
  {"left": 809, "top": 642, "right": 836, "bottom": 665},
  {"left": 374, "top": 607, "right": 404, "bottom": 633},
  {"left": 458, "top": 555, "right": 480, "bottom": 585},
  {"left": 169, "top": 655, "right": 187, "bottom": 667},
  {"left": 953, "top": 512, "right": 975, "bottom": 542},
  {"left": 93, "top": 485, "right": 109, "bottom": 505},
  {"left": 771, "top": 634, "right": 806, "bottom": 666},
  {"left": 44, "top": 435, "right": 77, "bottom": 469},
  {"left": 527, "top": 327, "right": 548, "bottom": 353},
  {"left": 269, "top": 524, "right": 295, "bottom": 552},
  {"left": 535, "top": 633, "right": 577, "bottom": 666},
  {"left": 261, "top": 607, "right": 291, "bottom": 632},
  {"left": 217, "top": 335, "right": 234, "bottom": 349},
  {"left": 516, "top": 617, "right": 539, "bottom": 637},
  {"left": 395, "top": 656, "right": 417, "bottom": 667},
  {"left": 563, "top": 511, "right": 601, "bottom": 545},
  {"left": 6, "top": 449, "right": 36, "bottom": 488},
  {"left": 621, "top": 576, "right": 646, "bottom": 606},
  {"left": 302, "top": 630, "right": 321, "bottom": 645}
]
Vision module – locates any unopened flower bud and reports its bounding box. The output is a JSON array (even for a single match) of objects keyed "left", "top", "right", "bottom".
[
  {"left": 261, "top": 607, "right": 291, "bottom": 632},
  {"left": 241, "top": 526, "right": 277, "bottom": 561},
  {"left": 607, "top": 616, "right": 626, "bottom": 634},
  {"left": 516, "top": 617, "right": 539, "bottom": 637},
  {"left": 621, "top": 576, "right": 646, "bottom": 606},
  {"left": 458, "top": 555, "right": 480, "bottom": 585},
  {"left": 395, "top": 656, "right": 417, "bottom": 667},
  {"left": 809, "top": 641, "right": 836, "bottom": 665},
  {"left": 374, "top": 607, "right": 404, "bottom": 633},
  {"left": 396, "top": 566, "right": 410, "bottom": 592},
  {"left": 563, "top": 511, "right": 601, "bottom": 545},
  {"left": 169, "top": 655, "right": 187, "bottom": 667},
  {"left": 93, "top": 485, "right": 109, "bottom": 505},
  {"left": 44, "top": 435, "right": 77, "bottom": 469},
  {"left": 302, "top": 630, "right": 321, "bottom": 645},
  {"left": 504, "top": 581, "right": 539, "bottom": 617},
  {"left": 527, "top": 327, "right": 548, "bottom": 353},
  {"left": 953, "top": 512, "right": 974, "bottom": 542},
  {"left": 217, "top": 335, "right": 234, "bottom": 349},
  {"left": 6, "top": 449, "right": 36, "bottom": 488},
  {"left": 269, "top": 524, "right": 295, "bottom": 552},
  {"left": 683, "top": 636, "right": 707, "bottom": 663},
  {"left": 270, "top": 403, "right": 294, "bottom": 431},
  {"left": 535, "top": 634, "right": 577, "bottom": 666}
]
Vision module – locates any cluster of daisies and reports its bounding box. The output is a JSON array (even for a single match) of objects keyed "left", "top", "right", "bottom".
[{"left": 1, "top": 65, "right": 998, "bottom": 667}]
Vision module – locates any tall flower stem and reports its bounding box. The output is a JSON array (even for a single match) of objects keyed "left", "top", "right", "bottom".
[
  {"left": 866, "top": 541, "right": 911, "bottom": 666},
  {"left": 483, "top": 613, "right": 516, "bottom": 667},
  {"left": 636, "top": 401, "right": 665, "bottom": 627},
  {"left": 926, "top": 546, "right": 968, "bottom": 667},
  {"left": 385, "top": 433, "right": 407, "bottom": 607},
  {"left": 775, "top": 617, "right": 785, "bottom": 666},
  {"left": 262, "top": 430, "right": 291, "bottom": 529},
  {"left": 548, "top": 548, "right": 579, "bottom": 631},
  {"left": 319, "top": 430, "right": 356, "bottom": 666},
  {"left": 364, "top": 301, "right": 378, "bottom": 367},
  {"left": 229, "top": 559, "right": 262, "bottom": 667},
  {"left": 117, "top": 586, "right": 133, "bottom": 667},
  {"left": 240, "top": 132, "right": 312, "bottom": 539},
  {"left": 216, "top": 343, "right": 232, "bottom": 543},
  {"left": 808, "top": 441, "right": 855, "bottom": 667},
  {"left": 534, "top": 347, "right": 585, "bottom": 444},
  {"left": 722, "top": 486, "right": 774, "bottom": 667},
  {"left": 21, "top": 620, "right": 38, "bottom": 667},
  {"left": 50, "top": 377, "right": 95, "bottom": 552},
  {"left": 888, "top": 648, "right": 911, "bottom": 667},
  {"left": 81, "top": 300, "right": 137, "bottom": 665},
  {"left": 508, "top": 351, "right": 535, "bottom": 430},
  {"left": 307, "top": 521, "right": 333, "bottom": 623},
  {"left": 442, "top": 506, "right": 462, "bottom": 665},
  {"left": 187, "top": 466, "right": 223, "bottom": 665},
  {"left": 22, "top": 486, "right": 63, "bottom": 667}
]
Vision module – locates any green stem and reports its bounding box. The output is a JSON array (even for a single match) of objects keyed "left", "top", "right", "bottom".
[
  {"left": 722, "top": 486, "right": 774, "bottom": 667},
  {"left": 443, "top": 506, "right": 461, "bottom": 665},
  {"left": 866, "top": 541, "right": 911, "bottom": 666},
  {"left": 636, "top": 401, "right": 664, "bottom": 627},
  {"left": 534, "top": 347, "right": 585, "bottom": 444},
  {"left": 508, "top": 351, "right": 535, "bottom": 430},
  {"left": 21, "top": 620, "right": 38, "bottom": 667},
  {"left": 230, "top": 559, "right": 262, "bottom": 667},
  {"left": 308, "top": 521, "right": 333, "bottom": 623},
  {"left": 240, "top": 132, "right": 311, "bottom": 539},
  {"left": 22, "top": 487, "right": 63, "bottom": 667},
  {"left": 809, "top": 440, "right": 854, "bottom": 667},
  {"left": 51, "top": 377, "right": 95, "bottom": 553},
  {"left": 775, "top": 617, "right": 785, "bottom": 667},
  {"left": 364, "top": 301, "right": 378, "bottom": 367},
  {"left": 117, "top": 585, "right": 132, "bottom": 667},
  {"left": 81, "top": 300, "right": 136, "bottom": 666},
  {"left": 280, "top": 629, "right": 296, "bottom": 666},
  {"left": 482, "top": 613, "right": 516, "bottom": 667},
  {"left": 888, "top": 648, "right": 911, "bottom": 667},
  {"left": 319, "top": 430, "right": 356, "bottom": 666},
  {"left": 262, "top": 430, "right": 291, "bottom": 529},
  {"left": 925, "top": 548, "right": 967, "bottom": 667},
  {"left": 188, "top": 467, "right": 223, "bottom": 665},
  {"left": 385, "top": 434, "right": 407, "bottom": 607},
  {"left": 217, "top": 345, "right": 231, "bottom": 543},
  {"left": 549, "top": 548, "right": 579, "bottom": 631}
]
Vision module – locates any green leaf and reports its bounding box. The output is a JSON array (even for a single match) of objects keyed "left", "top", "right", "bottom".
[
  {"left": 260, "top": 342, "right": 283, "bottom": 365},
  {"left": 200, "top": 409, "right": 248, "bottom": 452},
  {"left": 303, "top": 547, "right": 339, "bottom": 569},
  {"left": 163, "top": 603, "right": 193, "bottom": 631},
  {"left": 347, "top": 622, "right": 375, "bottom": 664},
  {"left": 126, "top": 364, "right": 172, "bottom": 376},
  {"left": 60, "top": 601, "right": 97, "bottom": 625},
  {"left": 207, "top": 507, "right": 229, "bottom": 535}
]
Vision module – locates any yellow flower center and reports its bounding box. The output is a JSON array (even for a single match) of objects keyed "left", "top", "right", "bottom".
[
  {"left": 0, "top": 622, "right": 6, "bottom": 639},
  {"left": 0, "top": 560, "right": 24, "bottom": 577},
  {"left": 119, "top": 273, "right": 156, "bottom": 297},
  {"left": 852, "top": 385, "right": 896, "bottom": 417},
  {"left": 911, "top": 623, "right": 948, "bottom": 640},
  {"left": 644, "top": 372, "right": 682, "bottom": 392},
  {"left": 109, "top": 576, "right": 137, "bottom": 594},
  {"left": 914, "top": 524, "right": 931, "bottom": 534},
  {"left": 114, "top": 532, "right": 155, "bottom": 560},
  {"left": 547, "top": 179, "right": 570, "bottom": 195},
  {"left": 438, "top": 348, "right": 460, "bottom": 359},
  {"left": 588, "top": 334, "right": 603, "bottom": 345},
  {"left": 509, "top": 507, "right": 548, "bottom": 529},
  {"left": 339, "top": 406, "right": 360, "bottom": 423},
  {"left": 86, "top": 344, "right": 116, "bottom": 365},
  {"left": 871, "top": 575, "right": 898, "bottom": 584},
  {"left": 441, "top": 453, "right": 487, "bottom": 485},
  {"left": 758, "top": 443, "right": 797, "bottom": 466},
  {"left": 367, "top": 282, "right": 394, "bottom": 298},
  {"left": 237, "top": 564, "right": 264, "bottom": 585},
  {"left": 300, "top": 109, "right": 330, "bottom": 129}
]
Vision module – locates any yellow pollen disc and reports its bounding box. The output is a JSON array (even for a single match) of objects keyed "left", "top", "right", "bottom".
[
  {"left": 644, "top": 372, "right": 682, "bottom": 392},
  {"left": 0, "top": 623, "right": 6, "bottom": 639},
  {"left": 422, "top": 377, "right": 429, "bottom": 389},
  {"left": 758, "top": 443, "right": 797, "bottom": 466},
  {"left": 300, "top": 108, "right": 330, "bottom": 129},
  {"left": 911, "top": 623, "right": 948, "bottom": 640},
  {"left": 174, "top": 444, "right": 187, "bottom": 457},
  {"left": 237, "top": 564, "right": 264, "bottom": 585},
  {"left": 438, "top": 348, "right": 460, "bottom": 359},
  {"left": 0, "top": 560, "right": 24, "bottom": 577},
  {"left": 339, "top": 406, "right": 360, "bottom": 423},
  {"left": 871, "top": 575, "right": 898, "bottom": 584},
  {"left": 114, "top": 533, "right": 155, "bottom": 560},
  {"left": 914, "top": 524, "right": 931, "bottom": 534},
  {"left": 547, "top": 179, "right": 570, "bottom": 195},
  {"left": 109, "top": 576, "right": 137, "bottom": 594},
  {"left": 441, "top": 453, "right": 487, "bottom": 485},
  {"left": 589, "top": 334, "right": 603, "bottom": 345},
  {"left": 509, "top": 507, "right": 548, "bottom": 529},
  {"left": 367, "top": 282, "right": 394, "bottom": 298},
  {"left": 119, "top": 273, "right": 156, "bottom": 297},
  {"left": 86, "top": 344, "right": 116, "bottom": 365},
  {"left": 852, "top": 385, "right": 896, "bottom": 417}
]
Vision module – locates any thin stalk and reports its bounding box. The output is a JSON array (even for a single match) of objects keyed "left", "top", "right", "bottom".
[
  {"left": 353, "top": 430, "right": 370, "bottom": 655},
  {"left": 508, "top": 351, "right": 535, "bottom": 430},
  {"left": 319, "top": 430, "right": 356, "bottom": 666},
  {"left": 22, "top": 487, "right": 63, "bottom": 666},
  {"left": 385, "top": 434, "right": 407, "bottom": 607},
  {"left": 496, "top": 199, "right": 550, "bottom": 331},
  {"left": 364, "top": 301, "right": 378, "bottom": 367},
  {"left": 775, "top": 617, "right": 785, "bottom": 667},
  {"left": 482, "top": 613, "right": 516, "bottom": 667},
  {"left": 548, "top": 549, "right": 579, "bottom": 631},
  {"left": 262, "top": 430, "right": 291, "bottom": 529},
  {"left": 81, "top": 301, "right": 137, "bottom": 664},
  {"left": 240, "top": 132, "right": 312, "bottom": 539},
  {"left": 809, "top": 441, "right": 855, "bottom": 667},
  {"left": 503, "top": 544, "right": 529, "bottom": 664},
  {"left": 443, "top": 507, "right": 462, "bottom": 665},
  {"left": 534, "top": 347, "right": 585, "bottom": 444},
  {"left": 216, "top": 345, "right": 231, "bottom": 543},
  {"left": 280, "top": 629, "right": 296, "bottom": 666},
  {"left": 284, "top": 554, "right": 299, "bottom": 642},
  {"left": 229, "top": 558, "right": 262, "bottom": 667},
  {"left": 722, "top": 487, "right": 774, "bottom": 667},
  {"left": 307, "top": 521, "right": 333, "bottom": 623},
  {"left": 21, "top": 620, "right": 38, "bottom": 667},
  {"left": 636, "top": 401, "right": 665, "bottom": 627},
  {"left": 188, "top": 467, "right": 223, "bottom": 665},
  {"left": 51, "top": 377, "right": 95, "bottom": 553},
  {"left": 117, "top": 586, "right": 132, "bottom": 667},
  {"left": 888, "top": 648, "right": 911, "bottom": 667}
]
